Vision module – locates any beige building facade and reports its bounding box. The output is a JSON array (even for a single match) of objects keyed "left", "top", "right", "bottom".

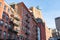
[
  {"left": 30, "top": 7, "right": 43, "bottom": 19},
  {"left": 45, "top": 26, "right": 52, "bottom": 40}
]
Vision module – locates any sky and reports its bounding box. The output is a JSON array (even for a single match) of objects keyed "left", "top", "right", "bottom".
[{"left": 5, "top": 0, "right": 60, "bottom": 29}]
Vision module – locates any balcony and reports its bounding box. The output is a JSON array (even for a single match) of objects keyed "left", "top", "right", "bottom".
[
  {"left": 8, "top": 25, "right": 18, "bottom": 34},
  {"left": 10, "top": 14, "right": 14, "bottom": 17},
  {"left": 14, "top": 22, "right": 19, "bottom": 27},
  {"left": 8, "top": 19, "right": 14, "bottom": 31},
  {"left": 10, "top": 18, "right": 19, "bottom": 27},
  {"left": 14, "top": 15, "right": 20, "bottom": 21},
  {"left": 14, "top": 17, "right": 20, "bottom": 21},
  {"left": 10, "top": 14, "right": 20, "bottom": 21}
]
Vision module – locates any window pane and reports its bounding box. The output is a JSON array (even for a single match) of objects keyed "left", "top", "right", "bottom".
[
  {"left": 6, "top": 15, "right": 9, "bottom": 21},
  {"left": 0, "top": 30, "right": 2, "bottom": 38},
  {"left": 0, "top": 2, "right": 2, "bottom": 6},
  {"left": 0, "top": 20, "right": 4, "bottom": 26},
  {"left": 37, "top": 27, "right": 40, "bottom": 40},
  {"left": 4, "top": 22, "right": 8, "bottom": 28},
  {"left": 2, "top": 13, "right": 9, "bottom": 21},
  {"left": 3, "top": 31, "right": 6, "bottom": 39},
  {"left": 8, "top": 33, "right": 10, "bottom": 39},
  {"left": 4, "top": 5, "right": 6, "bottom": 10},
  {"left": 2, "top": 13, "right": 5, "bottom": 19},
  {"left": 3, "top": 31, "right": 6, "bottom": 35}
]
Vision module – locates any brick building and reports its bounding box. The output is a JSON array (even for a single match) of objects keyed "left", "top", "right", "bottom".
[
  {"left": 0, "top": 0, "right": 38, "bottom": 40},
  {"left": 0, "top": 0, "right": 19, "bottom": 40},
  {"left": 45, "top": 27, "right": 52, "bottom": 40},
  {"left": 36, "top": 18, "right": 46, "bottom": 40},
  {"left": 10, "top": 2, "right": 38, "bottom": 40},
  {"left": 0, "top": 0, "right": 47, "bottom": 40},
  {"left": 30, "top": 7, "right": 46, "bottom": 40}
]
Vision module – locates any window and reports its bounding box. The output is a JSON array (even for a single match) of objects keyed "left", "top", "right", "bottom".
[
  {"left": 14, "top": 34, "right": 17, "bottom": 40},
  {"left": 2, "top": 13, "right": 5, "bottom": 19},
  {"left": 26, "top": 14, "right": 30, "bottom": 18},
  {"left": 6, "top": 15, "right": 9, "bottom": 21},
  {"left": 26, "top": 20, "right": 29, "bottom": 23},
  {"left": 8, "top": 8, "right": 10, "bottom": 12},
  {"left": 2, "top": 13, "right": 9, "bottom": 21},
  {"left": 8, "top": 25, "right": 11, "bottom": 29},
  {"left": 25, "top": 25, "right": 29, "bottom": 29},
  {"left": 8, "top": 33, "right": 10, "bottom": 39},
  {"left": 19, "top": 35, "right": 24, "bottom": 40},
  {"left": 3, "top": 31, "right": 6, "bottom": 39},
  {"left": 37, "top": 27, "right": 40, "bottom": 40},
  {"left": 0, "top": 30, "right": 2, "bottom": 38},
  {"left": 4, "top": 22, "right": 8, "bottom": 28},
  {"left": 25, "top": 30, "right": 30, "bottom": 35},
  {"left": 4, "top": 5, "right": 6, "bottom": 10},
  {"left": 0, "top": 20, "right": 4, "bottom": 26},
  {"left": 0, "top": 2, "right": 2, "bottom": 6},
  {"left": 36, "top": 18, "right": 42, "bottom": 23}
]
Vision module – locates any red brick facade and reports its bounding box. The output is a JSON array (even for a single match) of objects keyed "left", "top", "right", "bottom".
[
  {"left": 36, "top": 18, "right": 46, "bottom": 40},
  {"left": 0, "top": 0, "right": 46, "bottom": 40},
  {"left": 11, "top": 2, "right": 37, "bottom": 40},
  {"left": 0, "top": 0, "right": 18, "bottom": 40}
]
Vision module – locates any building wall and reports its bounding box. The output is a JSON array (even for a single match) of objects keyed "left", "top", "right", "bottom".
[
  {"left": 0, "top": 0, "right": 48, "bottom": 40},
  {"left": 30, "top": 7, "right": 46, "bottom": 40},
  {"left": 0, "top": 0, "right": 18, "bottom": 39},
  {"left": 0, "top": 0, "right": 4, "bottom": 19},
  {"left": 37, "top": 22, "right": 46, "bottom": 40},
  {"left": 55, "top": 17, "right": 60, "bottom": 31},
  {"left": 30, "top": 7, "right": 43, "bottom": 19},
  {"left": 11, "top": 2, "right": 37, "bottom": 40},
  {"left": 45, "top": 27, "right": 52, "bottom": 40}
]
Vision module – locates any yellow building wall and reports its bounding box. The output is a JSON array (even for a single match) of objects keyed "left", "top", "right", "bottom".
[
  {"left": 45, "top": 26, "right": 52, "bottom": 40},
  {"left": 30, "top": 7, "right": 43, "bottom": 18}
]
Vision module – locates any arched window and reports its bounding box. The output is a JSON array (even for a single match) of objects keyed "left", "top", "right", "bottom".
[
  {"left": 37, "top": 27, "right": 40, "bottom": 40},
  {"left": 3, "top": 31, "right": 6, "bottom": 39},
  {"left": 0, "top": 20, "right": 4, "bottom": 26},
  {"left": 2, "top": 12, "right": 9, "bottom": 21}
]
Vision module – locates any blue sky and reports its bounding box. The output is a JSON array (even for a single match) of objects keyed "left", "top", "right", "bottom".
[{"left": 5, "top": 0, "right": 60, "bottom": 29}]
